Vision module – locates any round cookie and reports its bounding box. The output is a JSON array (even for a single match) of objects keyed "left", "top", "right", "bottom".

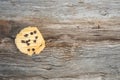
[{"left": 15, "top": 26, "right": 45, "bottom": 56}]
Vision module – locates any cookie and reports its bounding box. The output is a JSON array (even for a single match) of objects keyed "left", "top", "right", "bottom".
[{"left": 15, "top": 26, "right": 45, "bottom": 56}]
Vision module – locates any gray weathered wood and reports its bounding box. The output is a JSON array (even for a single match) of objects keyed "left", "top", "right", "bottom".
[{"left": 0, "top": 0, "right": 120, "bottom": 80}]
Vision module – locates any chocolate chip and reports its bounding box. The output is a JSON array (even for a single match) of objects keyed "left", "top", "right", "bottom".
[
  {"left": 27, "top": 49, "right": 30, "bottom": 51},
  {"left": 32, "top": 48, "right": 35, "bottom": 51},
  {"left": 27, "top": 43, "right": 30, "bottom": 46},
  {"left": 26, "top": 39, "right": 30, "bottom": 43},
  {"left": 21, "top": 40, "right": 26, "bottom": 43},
  {"left": 34, "top": 31, "right": 37, "bottom": 34},
  {"left": 35, "top": 36, "right": 38, "bottom": 39},
  {"left": 24, "top": 34, "right": 28, "bottom": 37},
  {"left": 33, "top": 40, "right": 36, "bottom": 43},
  {"left": 28, "top": 39, "right": 30, "bottom": 42},
  {"left": 30, "top": 32, "right": 33, "bottom": 35}
]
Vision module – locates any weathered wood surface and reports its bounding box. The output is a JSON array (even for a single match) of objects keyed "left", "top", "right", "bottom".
[{"left": 0, "top": 0, "right": 120, "bottom": 80}]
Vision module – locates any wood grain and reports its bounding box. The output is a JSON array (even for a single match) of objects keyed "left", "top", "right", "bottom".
[{"left": 0, "top": 0, "right": 120, "bottom": 80}]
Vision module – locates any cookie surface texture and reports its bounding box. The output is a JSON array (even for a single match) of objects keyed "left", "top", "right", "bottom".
[{"left": 15, "top": 26, "right": 45, "bottom": 56}]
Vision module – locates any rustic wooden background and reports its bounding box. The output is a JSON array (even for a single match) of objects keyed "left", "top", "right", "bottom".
[{"left": 0, "top": 0, "right": 120, "bottom": 80}]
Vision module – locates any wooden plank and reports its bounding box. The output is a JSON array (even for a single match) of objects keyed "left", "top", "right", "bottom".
[
  {"left": 0, "top": 0, "right": 120, "bottom": 20},
  {"left": 0, "top": 0, "right": 120, "bottom": 80}
]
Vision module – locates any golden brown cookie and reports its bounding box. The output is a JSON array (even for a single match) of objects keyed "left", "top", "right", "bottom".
[{"left": 15, "top": 26, "right": 45, "bottom": 56}]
